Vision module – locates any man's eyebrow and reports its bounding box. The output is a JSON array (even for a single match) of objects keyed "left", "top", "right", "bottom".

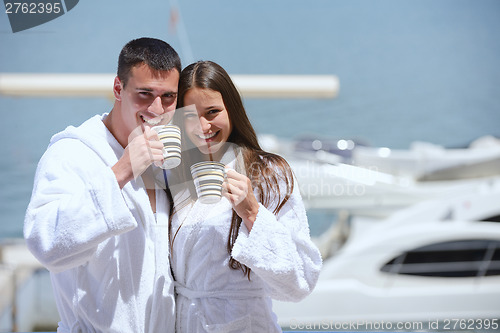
[{"left": 135, "top": 88, "right": 177, "bottom": 95}]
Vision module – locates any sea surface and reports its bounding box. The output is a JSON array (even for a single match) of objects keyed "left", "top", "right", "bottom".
[{"left": 1, "top": 0, "right": 500, "bottom": 239}]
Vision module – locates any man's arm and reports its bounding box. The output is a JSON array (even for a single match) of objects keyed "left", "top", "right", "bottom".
[{"left": 24, "top": 139, "right": 137, "bottom": 273}]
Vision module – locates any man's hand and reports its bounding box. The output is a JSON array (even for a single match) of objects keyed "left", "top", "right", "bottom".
[{"left": 112, "top": 125, "right": 164, "bottom": 189}]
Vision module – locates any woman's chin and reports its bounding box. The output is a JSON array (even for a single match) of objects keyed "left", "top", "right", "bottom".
[{"left": 196, "top": 142, "right": 224, "bottom": 157}]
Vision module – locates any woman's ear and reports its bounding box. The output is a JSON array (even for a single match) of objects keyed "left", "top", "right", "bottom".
[{"left": 113, "top": 76, "right": 123, "bottom": 101}]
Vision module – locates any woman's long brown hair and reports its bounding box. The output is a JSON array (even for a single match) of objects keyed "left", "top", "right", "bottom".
[{"left": 171, "top": 61, "right": 294, "bottom": 279}]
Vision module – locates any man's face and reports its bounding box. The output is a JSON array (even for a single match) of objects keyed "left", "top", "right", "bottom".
[{"left": 115, "top": 63, "right": 179, "bottom": 140}]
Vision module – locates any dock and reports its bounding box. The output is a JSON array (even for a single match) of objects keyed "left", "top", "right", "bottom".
[
  {"left": 0, "top": 73, "right": 339, "bottom": 99},
  {"left": 0, "top": 239, "right": 59, "bottom": 332}
]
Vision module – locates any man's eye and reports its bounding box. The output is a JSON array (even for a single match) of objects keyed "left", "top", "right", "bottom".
[{"left": 162, "top": 95, "right": 175, "bottom": 102}]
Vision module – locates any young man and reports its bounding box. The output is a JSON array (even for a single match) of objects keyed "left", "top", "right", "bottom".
[{"left": 24, "top": 37, "right": 180, "bottom": 333}]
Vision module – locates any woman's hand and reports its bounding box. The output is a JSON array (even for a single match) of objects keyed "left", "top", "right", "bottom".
[{"left": 223, "top": 167, "right": 259, "bottom": 232}]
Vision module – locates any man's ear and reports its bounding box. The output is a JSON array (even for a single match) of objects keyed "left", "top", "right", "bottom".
[{"left": 113, "top": 76, "right": 123, "bottom": 101}]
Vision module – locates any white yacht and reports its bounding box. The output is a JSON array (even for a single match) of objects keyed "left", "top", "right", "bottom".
[{"left": 273, "top": 178, "right": 500, "bottom": 329}]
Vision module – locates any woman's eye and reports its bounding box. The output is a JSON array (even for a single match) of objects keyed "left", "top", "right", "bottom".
[{"left": 207, "top": 109, "right": 220, "bottom": 115}]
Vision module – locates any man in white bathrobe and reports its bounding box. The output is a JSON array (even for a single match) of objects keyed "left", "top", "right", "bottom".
[{"left": 24, "top": 37, "right": 180, "bottom": 333}]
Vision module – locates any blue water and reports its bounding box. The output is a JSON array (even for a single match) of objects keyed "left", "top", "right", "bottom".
[{"left": 1, "top": 0, "right": 500, "bottom": 238}]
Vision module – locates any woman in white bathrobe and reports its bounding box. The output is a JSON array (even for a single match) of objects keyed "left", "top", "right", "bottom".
[{"left": 168, "top": 61, "right": 322, "bottom": 333}]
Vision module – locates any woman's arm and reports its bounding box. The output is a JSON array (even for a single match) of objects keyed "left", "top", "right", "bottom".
[{"left": 231, "top": 174, "right": 322, "bottom": 302}]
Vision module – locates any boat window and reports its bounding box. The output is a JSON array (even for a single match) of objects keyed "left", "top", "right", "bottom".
[
  {"left": 481, "top": 214, "right": 500, "bottom": 223},
  {"left": 380, "top": 240, "right": 500, "bottom": 277}
]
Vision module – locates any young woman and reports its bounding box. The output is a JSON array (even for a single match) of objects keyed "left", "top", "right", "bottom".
[{"left": 168, "top": 60, "right": 322, "bottom": 332}]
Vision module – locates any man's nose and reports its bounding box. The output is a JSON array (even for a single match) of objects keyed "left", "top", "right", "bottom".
[{"left": 148, "top": 96, "right": 164, "bottom": 114}]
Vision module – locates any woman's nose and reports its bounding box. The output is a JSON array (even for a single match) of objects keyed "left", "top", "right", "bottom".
[{"left": 199, "top": 116, "right": 211, "bottom": 132}]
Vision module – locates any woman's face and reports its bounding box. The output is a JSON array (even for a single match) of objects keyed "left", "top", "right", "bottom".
[{"left": 183, "top": 87, "right": 232, "bottom": 157}]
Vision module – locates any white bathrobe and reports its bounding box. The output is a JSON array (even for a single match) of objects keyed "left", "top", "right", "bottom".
[
  {"left": 169, "top": 150, "right": 322, "bottom": 333},
  {"left": 24, "top": 114, "right": 175, "bottom": 333}
]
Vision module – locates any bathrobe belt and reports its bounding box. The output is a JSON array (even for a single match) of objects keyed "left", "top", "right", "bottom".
[{"left": 174, "top": 282, "right": 265, "bottom": 300}]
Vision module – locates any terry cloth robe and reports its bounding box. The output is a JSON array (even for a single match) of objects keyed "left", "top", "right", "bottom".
[
  {"left": 169, "top": 148, "right": 322, "bottom": 333},
  {"left": 24, "top": 114, "right": 175, "bottom": 333}
]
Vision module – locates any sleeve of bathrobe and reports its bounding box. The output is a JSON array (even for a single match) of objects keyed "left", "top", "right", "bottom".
[
  {"left": 231, "top": 173, "right": 323, "bottom": 302},
  {"left": 24, "top": 139, "right": 137, "bottom": 274}
]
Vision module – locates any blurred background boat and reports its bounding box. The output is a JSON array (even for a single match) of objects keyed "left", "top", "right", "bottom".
[{"left": 262, "top": 134, "right": 500, "bottom": 216}]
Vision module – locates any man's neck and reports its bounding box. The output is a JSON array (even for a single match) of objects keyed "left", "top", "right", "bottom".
[{"left": 103, "top": 105, "right": 128, "bottom": 148}]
